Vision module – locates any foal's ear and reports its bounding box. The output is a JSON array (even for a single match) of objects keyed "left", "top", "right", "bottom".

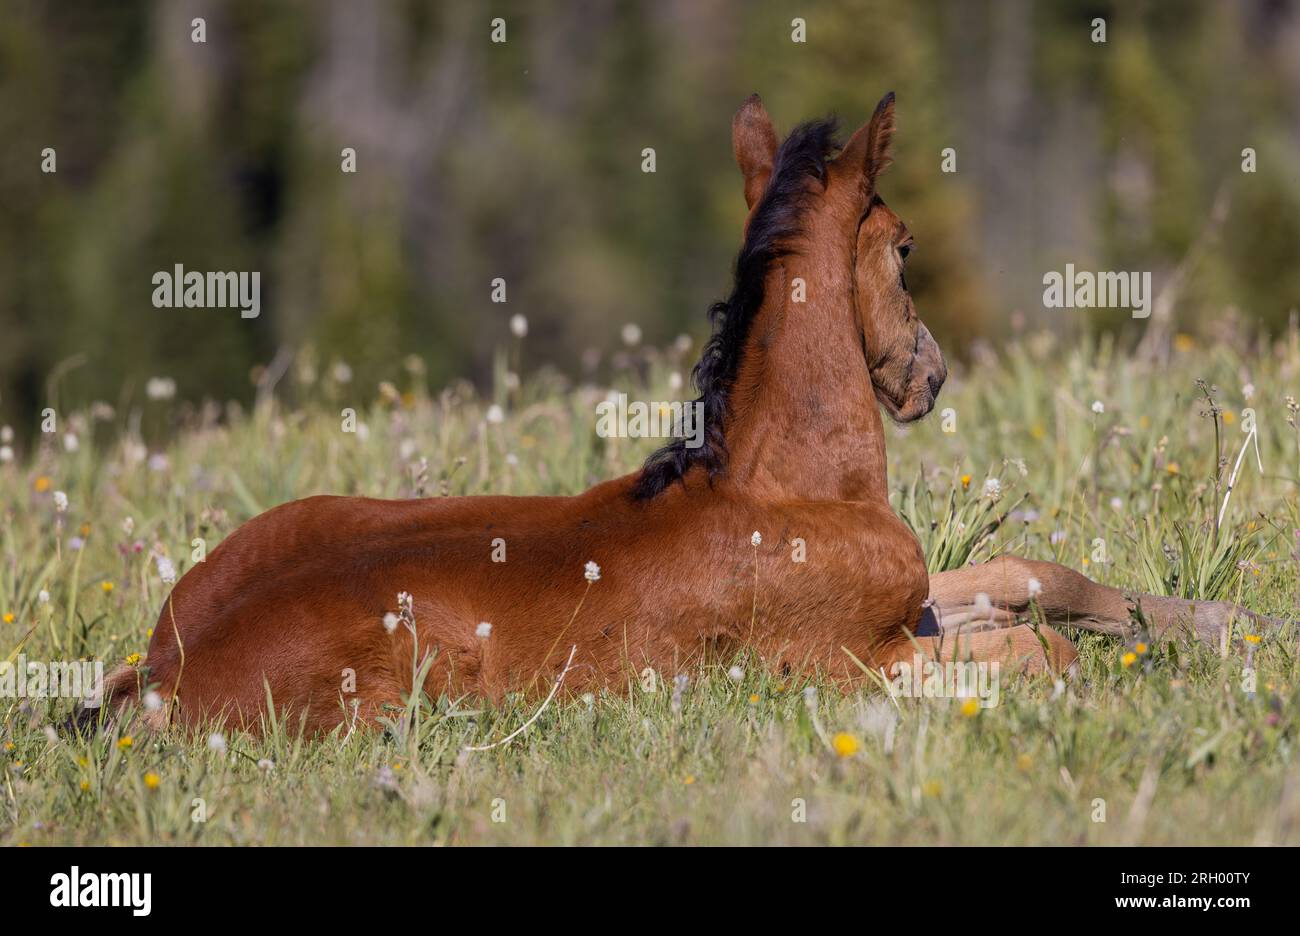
[
  {"left": 732, "top": 93, "right": 778, "bottom": 210},
  {"left": 837, "top": 91, "right": 896, "bottom": 198}
]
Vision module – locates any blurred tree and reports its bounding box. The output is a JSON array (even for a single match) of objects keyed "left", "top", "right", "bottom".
[{"left": 1, "top": 0, "right": 1298, "bottom": 434}]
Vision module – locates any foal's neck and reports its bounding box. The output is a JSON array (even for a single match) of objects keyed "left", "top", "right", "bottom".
[{"left": 720, "top": 259, "right": 891, "bottom": 504}]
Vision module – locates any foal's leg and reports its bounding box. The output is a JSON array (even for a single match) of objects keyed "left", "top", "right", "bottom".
[
  {"left": 928, "top": 555, "right": 1290, "bottom": 647},
  {"left": 876, "top": 623, "right": 1078, "bottom": 677}
]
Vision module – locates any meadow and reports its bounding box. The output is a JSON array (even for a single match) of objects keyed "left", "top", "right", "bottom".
[{"left": 2, "top": 324, "right": 1299, "bottom": 846}]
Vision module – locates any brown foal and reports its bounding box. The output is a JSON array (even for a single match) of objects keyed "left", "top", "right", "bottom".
[{"left": 101, "top": 93, "right": 1281, "bottom": 733}]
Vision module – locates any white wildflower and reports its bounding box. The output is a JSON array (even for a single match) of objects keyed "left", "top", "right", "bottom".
[
  {"left": 1091, "top": 400, "right": 1105, "bottom": 414},
  {"left": 751, "top": 531, "right": 762, "bottom": 546},
  {"left": 382, "top": 612, "right": 399, "bottom": 634},
  {"left": 207, "top": 733, "right": 227, "bottom": 754},
  {"left": 0, "top": 446, "right": 12, "bottom": 463},
  {"left": 38, "top": 589, "right": 50, "bottom": 604},
  {"left": 982, "top": 477, "right": 1001, "bottom": 500},
  {"left": 509, "top": 314, "right": 528, "bottom": 338},
  {"left": 584, "top": 561, "right": 601, "bottom": 582},
  {"left": 63, "top": 433, "right": 79, "bottom": 452},
  {"left": 670, "top": 673, "right": 689, "bottom": 713},
  {"left": 145, "top": 377, "right": 176, "bottom": 401},
  {"left": 373, "top": 765, "right": 398, "bottom": 793},
  {"left": 476, "top": 621, "right": 493, "bottom": 639},
  {"left": 142, "top": 691, "right": 163, "bottom": 712},
  {"left": 974, "top": 592, "right": 993, "bottom": 618},
  {"left": 1027, "top": 577, "right": 1042, "bottom": 598},
  {"left": 621, "top": 323, "right": 642, "bottom": 347},
  {"left": 668, "top": 371, "right": 683, "bottom": 392},
  {"left": 485, "top": 404, "right": 505, "bottom": 424},
  {"left": 123, "top": 440, "right": 147, "bottom": 466},
  {"left": 155, "top": 554, "right": 177, "bottom": 585},
  {"left": 1242, "top": 383, "right": 1255, "bottom": 401},
  {"left": 53, "top": 491, "right": 68, "bottom": 512},
  {"left": 727, "top": 665, "right": 745, "bottom": 683}
]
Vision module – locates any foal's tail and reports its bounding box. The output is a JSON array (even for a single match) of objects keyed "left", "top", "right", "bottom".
[{"left": 66, "top": 663, "right": 149, "bottom": 735}]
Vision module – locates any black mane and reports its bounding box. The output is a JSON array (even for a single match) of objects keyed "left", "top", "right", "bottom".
[{"left": 631, "top": 116, "right": 841, "bottom": 500}]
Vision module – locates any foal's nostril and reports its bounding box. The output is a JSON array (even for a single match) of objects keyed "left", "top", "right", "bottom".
[{"left": 927, "top": 370, "right": 945, "bottom": 398}]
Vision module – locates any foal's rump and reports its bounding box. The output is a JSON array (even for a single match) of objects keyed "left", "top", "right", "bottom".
[{"left": 132, "top": 486, "right": 645, "bottom": 729}]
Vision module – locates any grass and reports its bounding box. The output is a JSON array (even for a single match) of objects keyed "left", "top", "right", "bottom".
[{"left": 2, "top": 325, "right": 1299, "bottom": 845}]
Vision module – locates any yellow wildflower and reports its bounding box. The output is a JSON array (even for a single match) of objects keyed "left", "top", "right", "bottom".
[
  {"left": 960, "top": 698, "right": 980, "bottom": 717},
  {"left": 1244, "top": 634, "right": 1261, "bottom": 645},
  {"left": 34, "top": 476, "right": 51, "bottom": 493},
  {"left": 101, "top": 581, "right": 114, "bottom": 594},
  {"left": 144, "top": 772, "right": 160, "bottom": 790},
  {"left": 1121, "top": 651, "right": 1138, "bottom": 668},
  {"left": 832, "top": 732, "right": 861, "bottom": 758},
  {"left": 117, "top": 736, "right": 134, "bottom": 750}
]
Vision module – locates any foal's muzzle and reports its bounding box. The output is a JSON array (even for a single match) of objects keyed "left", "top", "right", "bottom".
[{"left": 893, "top": 323, "right": 946, "bottom": 422}]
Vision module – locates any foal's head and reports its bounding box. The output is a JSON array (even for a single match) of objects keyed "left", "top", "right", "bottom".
[
  {"left": 733, "top": 92, "right": 947, "bottom": 423},
  {"left": 633, "top": 94, "right": 947, "bottom": 501}
]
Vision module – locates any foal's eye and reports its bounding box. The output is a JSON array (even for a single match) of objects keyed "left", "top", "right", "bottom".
[{"left": 898, "top": 244, "right": 912, "bottom": 262}]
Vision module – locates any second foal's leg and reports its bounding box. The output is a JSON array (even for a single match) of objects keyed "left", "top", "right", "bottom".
[{"left": 928, "top": 555, "right": 1291, "bottom": 648}]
